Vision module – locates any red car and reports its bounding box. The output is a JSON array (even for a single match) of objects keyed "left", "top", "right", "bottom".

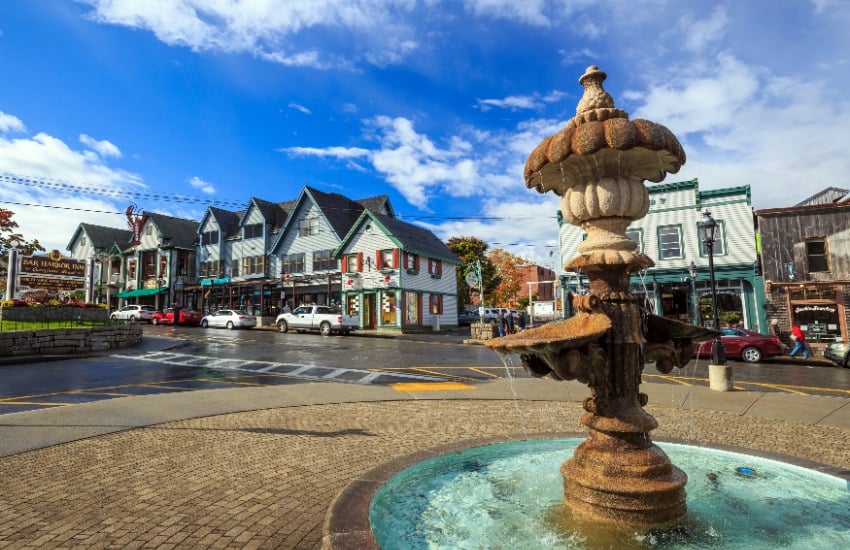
[
  {"left": 150, "top": 308, "right": 203, "bottom": 326},
  {"left": 694, "top": 327, "right": 785, "bottom": 363}
]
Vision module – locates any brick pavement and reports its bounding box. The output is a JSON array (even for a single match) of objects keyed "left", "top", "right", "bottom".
[{"left": 0, "top": 377, "right": 848, "bottom": 549}]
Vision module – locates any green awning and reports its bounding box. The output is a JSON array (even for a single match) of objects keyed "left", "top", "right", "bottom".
[{"left": 116, "top": 287, "right": 169, "bottom": 298}]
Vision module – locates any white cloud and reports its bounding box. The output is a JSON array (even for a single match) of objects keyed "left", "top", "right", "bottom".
[
  {"left": 628, "top": 53, "right": 850, "bottom": 208},
  {"left": 288, "top": 102, "right": 312, "bottom": 115},
  {"left": 79, "top": 134, "right": 122, "bottom": 158},
  {"left": 283, "top": 146, "right": 370, "bottom": 159},
  {"left": 476, "top": 90, "right": 566, "bottom": 111},
  {"left": 0, "top": 122, "right": 144, "bottom": 253},
  {"left": 188, "top": 176, "right": 216, "bottom": 195},
  {"left": 0, "top": 111, "right": 25, "bottom": 133},
  {"left": 79, "top": 0, "right": 421, "bottom": 69},
  {"left": 678, "top": 6, "right": 729, "bottom": 53}
]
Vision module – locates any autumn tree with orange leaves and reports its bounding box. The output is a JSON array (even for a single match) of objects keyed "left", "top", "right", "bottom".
[{"left": 487, "top": 248, "right": 530, "bottom": 309}]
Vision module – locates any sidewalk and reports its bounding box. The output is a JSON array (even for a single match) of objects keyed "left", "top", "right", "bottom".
[{"left": 1, "top": 368, "right": 848, "bottom": 548}]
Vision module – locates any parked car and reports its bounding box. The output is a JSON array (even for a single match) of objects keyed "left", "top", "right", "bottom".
[
  {"left": 823, "top": 340, "right": 850, "bottom": 368},
  {"left": 200, "top": 309, "right": 256, "bottom": 330},
  {"left": 110, "top": 304, "right": 156, "bottom": 323},
  {"left": 275, "top": 305, "right": 358, "bottom": 336},
  {"left": 693, "top": 327, "right": 785, "bottom": 363},
  {"left": 150, "top": 308, "right": 204, "bottom": 326},
  {"left": 458, "top": 310, "right": 479, "bottom": 326},
  {"left": 477, "top": 306, "right": 511, "bottom": 324}
]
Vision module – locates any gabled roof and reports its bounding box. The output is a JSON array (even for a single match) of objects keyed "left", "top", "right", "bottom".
[
  {"left": 357, "top": 194, "right": 394, "bottom": 217},
  {"left": 336, "top": 210, "right": 461, "bottom": 264},
  {"left": 146, "top": 213, "right": 200, "bottom": 249},
  {"left": 200, "top": 206, "right": 241, "bottom": 239},
  {"left": 795, "top": 187, "right": 848, "bottom": 207},
  {"left": 66, "top": 223, "right": 132, "bottom": 251},
  {"left": 308, "top": 186, "right": 372, "bottom": 238},
  {"left": 236, "top": 198, "right": 291, "bottom": 236}
]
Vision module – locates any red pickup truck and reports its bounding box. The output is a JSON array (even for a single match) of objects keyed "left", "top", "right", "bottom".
[{"left": 150, "top": 308, "right": 204, "bottom": 326}]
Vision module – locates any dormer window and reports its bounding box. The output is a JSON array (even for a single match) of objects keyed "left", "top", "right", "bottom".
[
  {"left": 298, "top": 218, "right": 318, "bottom": 236},
  {"left": 244, "top": 223, "right": 263, "bottom": 239}
]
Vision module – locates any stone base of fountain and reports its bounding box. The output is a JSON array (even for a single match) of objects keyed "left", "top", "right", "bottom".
[{"left": 561, "top": 432, "right": 687, "bottom": 527}]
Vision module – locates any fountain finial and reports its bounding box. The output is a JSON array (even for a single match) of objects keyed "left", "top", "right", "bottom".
[
  {"left": 524, "top": 65, "right": 686, "bottom": 193},
  {"left": 576, "top": 65, "right": 615, "bottom": 115}
]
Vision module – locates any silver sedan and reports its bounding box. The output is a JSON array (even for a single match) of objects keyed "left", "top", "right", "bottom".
[{"left": 200, "top": 309, "right": 257, "bottom": 330}]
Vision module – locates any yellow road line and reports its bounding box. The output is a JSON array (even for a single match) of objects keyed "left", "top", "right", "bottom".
[
  {"left": 383, "top": 367, "right": 475, "bottom": 381},
  {"left": 467, "top": 367, "right": 500, "bottom": 378},
  {"left": 0, "top": 401, "right": 70, "bottom": 407},
  {"left": 653, "top": 375, "right": 693, "bottom": 386},
  {"left": 390, "top": 382, "right": 476, "bottom": 392}
]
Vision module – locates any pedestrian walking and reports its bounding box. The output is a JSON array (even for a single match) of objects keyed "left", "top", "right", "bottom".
[
  {"left": 496, "top": 311, "right": 506, "bottom": 337},
  {"left": 172, "top": 303, "right": 181, "bottom": 328},
  {"left": 770, "top": 318, "right": 782, "bottom": 338},
  {"left": 789, "top": 324, "right": 809, "bottom": 359},
  {"left": 506, "top": 311, "right": 515, "bottom": 335}
]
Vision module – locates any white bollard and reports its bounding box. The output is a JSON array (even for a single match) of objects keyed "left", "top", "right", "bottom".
[{"left": 708, "top": 364, "right": 733, "bottom": 391}]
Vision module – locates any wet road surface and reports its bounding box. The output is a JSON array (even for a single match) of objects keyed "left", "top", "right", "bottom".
[{"left": 1, "top": 325, "right": 848, "bottom": 415}]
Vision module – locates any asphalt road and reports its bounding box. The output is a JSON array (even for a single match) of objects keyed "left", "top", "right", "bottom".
[{"left": 1, "top": 324, "right": 848, "bottom": 416}]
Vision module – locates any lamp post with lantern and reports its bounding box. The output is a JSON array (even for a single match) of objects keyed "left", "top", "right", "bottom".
[
  {"left": 688, "top": 260, "right": 698, "bottom": 326},
  {"left": 699, "top": 210, "right": 731, "bottom": 390}
]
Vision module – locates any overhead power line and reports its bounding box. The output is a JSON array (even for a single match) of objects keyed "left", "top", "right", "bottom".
[{"left": 1, "top": 171, "right": 559, "bottom": 225}]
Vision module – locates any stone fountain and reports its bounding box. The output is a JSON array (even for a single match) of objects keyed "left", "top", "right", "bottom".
[{"left": 485, "top": 66, "right": 716, "bottom": 528}]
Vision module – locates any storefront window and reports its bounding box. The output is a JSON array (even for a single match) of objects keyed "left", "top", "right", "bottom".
[
  {"left": 697, "top": 291, "right": 742, "bottom": 328},
  {"left": 346, "top": 294, "right": 359, "bottom": 317},
  {"left": 381, "top": 291, "right": 397, "bottom": 326},
  {"left": 793, "top": 304, "right": 841, "bottom": 343},
  {"left": 404, "top": 291, "right": 419, "bottom": 325}
]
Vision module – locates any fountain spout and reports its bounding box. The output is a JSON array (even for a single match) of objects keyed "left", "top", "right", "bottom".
[{"left": 486, "top": 66, "right": 717, "bottom": 528}]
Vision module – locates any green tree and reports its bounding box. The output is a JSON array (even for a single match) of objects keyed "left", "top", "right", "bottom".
[
  {"left": 1, "top": 208, "right": 44, "bottom": 256},
  {"left": 1, "top": 208, "right": 45, "bottom": 292},
  {"left": 446, "top": 236, "right": 500, "bottom": 311}
]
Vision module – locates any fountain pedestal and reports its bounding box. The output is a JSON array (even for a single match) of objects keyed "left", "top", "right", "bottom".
[{"left": 486, "top": 66, "right": 716, "bottom": 528}]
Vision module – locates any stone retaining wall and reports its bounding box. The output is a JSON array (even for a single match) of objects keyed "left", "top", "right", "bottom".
[
  {"left": 0, "top": 326, "right": 142, "bottom": 357},
  {"left": 469, "top": 321, "right": 498, "bottom": 340},
  {"left": 0, "top": 307, "right": 109, "bottom": 323}
]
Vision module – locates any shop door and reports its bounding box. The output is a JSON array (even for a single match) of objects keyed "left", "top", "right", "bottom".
[{"left": 364, "top": 294, "right": 377, "bottom": 329}]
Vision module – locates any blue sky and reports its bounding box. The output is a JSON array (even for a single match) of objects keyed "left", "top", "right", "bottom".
[{"left": 1, "top": 0, "right": 849, "bottom": 265}]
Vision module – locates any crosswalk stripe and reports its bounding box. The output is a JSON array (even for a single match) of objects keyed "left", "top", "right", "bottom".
[{"left": 110, "top": 351, "right": 443, "bottom": 385}]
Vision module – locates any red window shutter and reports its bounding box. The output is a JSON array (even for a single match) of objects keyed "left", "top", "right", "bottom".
[
  {"left": 437, "top": 260, "right": 442, "bottom": 276},
  {"left": 356, "top": 252, "right": 363, "bottom": 272},
  {"left": 414, "top": 254, "right": 420, "bottom": 271},
  {"left": 375, "top": 249, "right": 383, "bottom": 270},
  {"left": 341, "top": 255, "right": 348, "bottom": 273},
  {"left": 393, "top": 248, "right": 399, "bottom": 268}
]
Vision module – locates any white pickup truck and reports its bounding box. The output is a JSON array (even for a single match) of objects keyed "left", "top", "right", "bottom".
[{"left": 275, "top": 305, "right": 359, "bottom": 336}]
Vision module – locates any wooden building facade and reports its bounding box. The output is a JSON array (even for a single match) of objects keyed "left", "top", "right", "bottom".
[{"left": 756, "top": 188, "right": 850, "bottom": 354}]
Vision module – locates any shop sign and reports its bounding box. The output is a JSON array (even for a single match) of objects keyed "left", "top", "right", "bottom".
[
  {"left": 21, "top": 254, "right": 85, "bottom": 277},
  {"left": 793, "top": 305, "right": 836, "bottom": 314}
]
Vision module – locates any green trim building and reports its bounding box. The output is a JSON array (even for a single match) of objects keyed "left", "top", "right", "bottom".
[{"left": 558, "top": 179, "right": 767, "bottom": 332}]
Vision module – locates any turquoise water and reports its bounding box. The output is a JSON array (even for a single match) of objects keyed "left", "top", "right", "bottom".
[{"left": 370, "top": 439, "right": 850, "bottom": 549}]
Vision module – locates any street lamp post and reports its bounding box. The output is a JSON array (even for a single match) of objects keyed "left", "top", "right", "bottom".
[
  {"left": 699, "top": 211, "right": 727, "bottom": 366},
  {"left": 688, "top": 260, "right": 698, "bottom": 326},
  {"left": 5, "top": 238, "right": 21, "bottom": 301},
  {"left": 699, "top": 210, "right": 731, "bottom": 392}
]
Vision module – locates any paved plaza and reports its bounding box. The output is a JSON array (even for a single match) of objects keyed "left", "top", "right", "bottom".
[{"left": 1, "top": 342, "right": 849, "bottom": 549}]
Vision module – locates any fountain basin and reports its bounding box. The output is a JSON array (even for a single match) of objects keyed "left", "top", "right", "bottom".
[{"left": 367, "top": 438, "right": 850, "bottom": 549}]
